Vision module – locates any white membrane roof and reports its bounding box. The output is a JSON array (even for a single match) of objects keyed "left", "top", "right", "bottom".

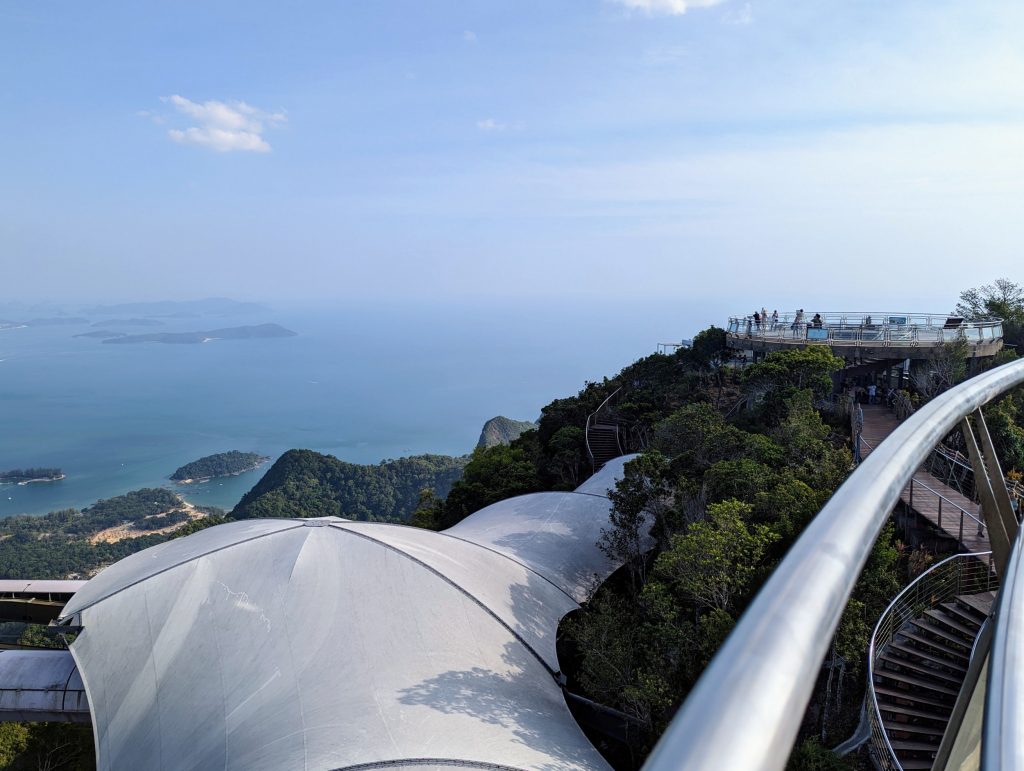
[{"left": 60, "top": 456, "right": 639, "bottom": 770}]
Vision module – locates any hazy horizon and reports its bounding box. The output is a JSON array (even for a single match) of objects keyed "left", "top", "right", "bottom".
[{"left": 4, "top": 1, "right": 1022, "bottom": 306}]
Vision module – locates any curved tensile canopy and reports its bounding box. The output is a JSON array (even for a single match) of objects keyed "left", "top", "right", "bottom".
[{"left": 60, "top": 456, "right": 640, "bottom": 770}]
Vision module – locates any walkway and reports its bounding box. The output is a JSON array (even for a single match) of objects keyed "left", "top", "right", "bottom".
[{"left": 860, "top": 404, "right": 990, "bottom": 553}]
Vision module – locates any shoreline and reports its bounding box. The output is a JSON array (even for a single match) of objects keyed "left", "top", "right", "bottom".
[{"left": 0, "top": 474, "right": 66, "bottom": 486}]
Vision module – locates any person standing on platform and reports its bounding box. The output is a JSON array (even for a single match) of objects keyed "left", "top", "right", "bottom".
[{"left": 867, "top": 383, "right": 877, "bottom": 405}]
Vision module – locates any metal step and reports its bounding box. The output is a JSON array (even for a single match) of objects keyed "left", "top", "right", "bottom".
[
  {"left": 876, "top": 701, "right": 952, "bottom": 721},
  {"left": 956, "top": 592, "right": 995, "bottom": 618},
  {"left": 883, "top": 719, "right": 945, "bottom": 737},
  {"left": 909, "top": 619, "right": 973, "bottom": 650},
  {"left": 874, "top": 670, "right": 959, "bottom": 696},
  {"left": 897, "top": 631, "right": 969, "bottom": 661},
  {"left": 889, "top": 738, "right": 940, "bottom": 751},
  {"left": 887, "top": 641, "right": 966, "bottom": 673},
  {"left": 940, "top": 601, "right": 985, "bottom": 629},
  {"left": 873, "top": 684, "right": 955, "bottom": 709},
  {"left": 896, "top": 760, "right": 935, "bottom": 770},
  {"left": 878, "top": 653, "right": 963, "bottom": 685},
  {"left": 922, "top": 609, "right": 979, "bottom": 640}
]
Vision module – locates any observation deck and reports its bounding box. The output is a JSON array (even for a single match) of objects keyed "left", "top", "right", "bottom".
[{"left": 727, "top": 312, "right": 1004, "bottom": 360}]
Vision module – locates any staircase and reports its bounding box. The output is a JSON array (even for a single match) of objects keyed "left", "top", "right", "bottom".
[
  {"left": 873, "top": 592, "right": 992, "bottom": 769},
  {"left": 587, "top": 423, "right": 623, "bottom": 470},
  {"left": 585, "top": 387, "right": 625, "bottom": 472}
]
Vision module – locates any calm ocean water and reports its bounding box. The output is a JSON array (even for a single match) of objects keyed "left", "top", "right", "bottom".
[{"left": 0, "top": 299, "right": 714, "bottom": 517}]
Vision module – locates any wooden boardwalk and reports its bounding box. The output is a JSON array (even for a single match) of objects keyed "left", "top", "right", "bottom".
[{"left": 860, "top": 405, "right": 990, "bottom": 554}]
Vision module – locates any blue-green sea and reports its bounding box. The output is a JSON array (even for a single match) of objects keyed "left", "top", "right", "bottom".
[{"left": 0, "top": 299, "right": 709, "bottom": 518}]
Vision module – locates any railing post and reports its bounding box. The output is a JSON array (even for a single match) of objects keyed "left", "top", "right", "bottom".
[
  {"left": 939, "top": 495, "right": 943, "bottom": 529},
  {"left": 962, "top": 412, "right": 1016, "bottom": 572}
]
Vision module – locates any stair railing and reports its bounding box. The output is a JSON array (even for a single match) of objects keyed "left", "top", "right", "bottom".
[
  {"left": 867, "top": 551, "right": 996, "bottom": 770},
  {"left": 641, "top": 358, "right": 1024, "bottom": 771},
  {"left": 905, "top": 477, "right": 987, "bottom": 541}
]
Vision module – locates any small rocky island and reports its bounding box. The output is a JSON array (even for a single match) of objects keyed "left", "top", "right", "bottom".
[
  {"left": 0, "top": 467, "right": 65, "bottom": 485},
  {"left": 171, "top": 451, "right": 271, "bottom": 483},
  {"left": 102, "top": 323, "right": 296, "bottom": 345}
]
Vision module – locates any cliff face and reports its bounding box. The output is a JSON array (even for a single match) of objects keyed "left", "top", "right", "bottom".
[{"left": 476, "top": 416, "right": 538, "bottom": 449}]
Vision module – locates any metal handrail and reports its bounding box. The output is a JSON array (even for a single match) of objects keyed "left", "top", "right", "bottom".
[
  {"left": 906, "top": 476, "right": 986, "bottom": 538},
  {"left": 584, "top": 386, "right": 622, "bottom": 465},
  {"left": 642, "top": 358, "right": 1024, "bottom": 771},
  {"left": 867, "top": 551, "right": 995, "bottom": 770},
  {"left": 984, "top": 523, "right": 1024, "bottom": 770}
]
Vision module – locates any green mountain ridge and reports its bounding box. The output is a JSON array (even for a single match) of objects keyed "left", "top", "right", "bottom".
[{"left": 232, "top": 450, "right": 468, "bottom": 522}]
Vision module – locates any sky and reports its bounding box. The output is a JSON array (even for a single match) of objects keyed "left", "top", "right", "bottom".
[{"left": 2, "top": 0, "right": 1023, "bottom": 310}]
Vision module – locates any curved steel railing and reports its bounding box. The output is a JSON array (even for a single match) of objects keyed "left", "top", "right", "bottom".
[
  {"left": 984, "top": 525, "right": 1024, "bottom": 770},
  {"left": 867, "top": 552, "right": 996, "bottom": 770},
  {"left": 642, "top": 358, "right": 1024, "bottom": 771},
  {"left": 726, "top": 312, "right": 1003, "bottom": 348}
]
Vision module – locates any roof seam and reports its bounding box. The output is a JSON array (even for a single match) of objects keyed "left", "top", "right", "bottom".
[
  {"left": 336, "top": 520, "right": 580, "bottom": 605},
  {"left": 331, "top": 759, "right": 531, "bottom": 771},
  {"left": 326, "top": 524, "right": 559, "bottom": 676},
  {"left": 434, "top": 531, "right": 579, "bottom": 604},
  {"left": 58, "top": 521, "right": 308, "bottom": 619}
]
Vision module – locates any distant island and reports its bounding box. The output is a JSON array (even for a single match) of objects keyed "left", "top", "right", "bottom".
[
  {"left": 0, "top": 467, "right": 65, "bottom": 485},
  {"left": 476, "top": 416, "right": 538, "bottom": 449},
  {"left": 171, "top": 451, "right": 271, "bottom": 483},
  {"left": 102, "top": 323, "right": 297, "bottom": 345},
  {"left": 74, "top": 330, "right": 127, "bottom": 339},
  {"left": 91, "top": 318, "right": 164, "bottom": 328}
]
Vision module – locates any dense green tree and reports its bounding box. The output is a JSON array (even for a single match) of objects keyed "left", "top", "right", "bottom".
[
  {"left": 957, "top": 277, "right": 1024, "bottom": 350},
  {"left": 409, "top": 488, "right": 445, "bottom": 530},
  {"left": 546, "top": 426, "right": 587, "bottom": 489},
  {"left": 650, "top": 500, "right": 778, "bottom": 614},
  {"left": 743, "top": 346, "right": 844, "bottom": 398},
  {"left": 233, "top": 450, "right": 467, "bottom": 522},
  {"left": 438, "top": 444, "right": 541, "bottom": 527}
]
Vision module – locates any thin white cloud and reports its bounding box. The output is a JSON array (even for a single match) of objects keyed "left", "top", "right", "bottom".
[
  {"left": 462, "top": 30, "right": 477, "bottom": 43},
  {"left": 477, "top": 118, "right": 506, "bottom": 132},
  {"left": 610, "top": 0, "right": 725, "bottom": 16},
  {"left": 723, "top": 2, "right": 753, "bottom": 25},
  {"left": 160, "top": 95, "right": 286, "bottom": 153}
]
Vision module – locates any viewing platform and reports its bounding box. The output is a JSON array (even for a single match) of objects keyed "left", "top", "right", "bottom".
[{"left": 727, "top": 312, "right": 1004, "bottom": 360}]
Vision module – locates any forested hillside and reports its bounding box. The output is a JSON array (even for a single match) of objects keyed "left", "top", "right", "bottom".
[
  {"left": 0, "top": 489, "right": 226, "bottom": 579},
  {"left": 232, "top": 451, "right": 468, "bottom": 521}
]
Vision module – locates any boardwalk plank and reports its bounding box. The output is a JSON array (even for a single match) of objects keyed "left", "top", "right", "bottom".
[{"left": 859, "top": 405, "right": 991, "bottom": 553}]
